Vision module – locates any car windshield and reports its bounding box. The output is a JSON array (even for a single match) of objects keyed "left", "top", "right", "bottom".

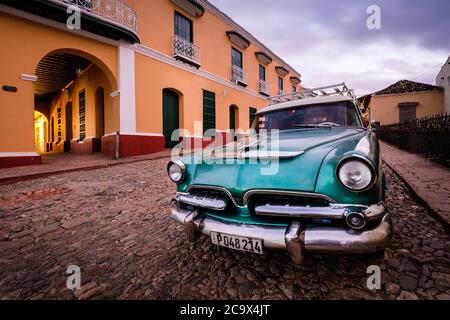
[{"left": 251, "top": 102, "right": 362, "bottom": 132}]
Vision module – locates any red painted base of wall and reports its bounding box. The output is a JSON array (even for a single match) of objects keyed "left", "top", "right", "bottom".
[
  {"left": 101, "top": 134, "right": 166, "bottom": 158},
  {"left": 120, "top": 134, "right": 165, "bottom": 157},
  {"left": 0, "top": 156, "right": 42, "bottom": 168},
  {"left": 70, "top": 138, "right": 95, "bottom": 154},
  {"left": 101, "top": 134, "right": 117, "bottom": 158}
]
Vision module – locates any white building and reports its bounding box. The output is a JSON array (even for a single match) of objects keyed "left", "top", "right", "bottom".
[{"left": 436, "top": 55, "right": 450, "bottom": 113}]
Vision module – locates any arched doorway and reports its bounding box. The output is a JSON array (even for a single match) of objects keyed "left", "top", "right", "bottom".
[
  {"left": 162, "top": 89, "right": 180, "bottom": 148},
  {"left": 34, "top": 111, "right": 48, "bottom": 154},
  {"left": 229, "top": 105, "right": 239, "bottom": 131},
  {"left": 34, "top": 50, "right": 117, "bottom": 155}
]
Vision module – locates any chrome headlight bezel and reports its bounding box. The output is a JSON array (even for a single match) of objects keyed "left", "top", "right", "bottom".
[
  {"left": 167, "top": 160, "right": 186, "bottom": 184},
  {"left": 336, "top": 156, "right": 377, "bottom": 192}
]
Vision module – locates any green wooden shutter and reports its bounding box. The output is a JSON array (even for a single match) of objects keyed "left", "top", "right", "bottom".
[
  {"left": 203, "top": 90, "right": 216, "bottom": 134},
  {"left": 249, "top": 107, "right": 257, "bottom": 128}
]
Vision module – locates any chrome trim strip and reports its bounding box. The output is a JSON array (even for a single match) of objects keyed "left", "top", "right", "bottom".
[
  {"left": 255, "top": 204, "right": 346, "bottom": 219},
  {"left": 254, "top": 202, "right": 386, "bottom": 221},
  {"left": 240, "top": 150, "right": 305, "bottom": 159},
  {"left": 187, "top": 185, "right": 243, "bottom": 208},
  {"left": 243, "top": 189, "right": 337, "bottom": 205},
  {"left": 177, "top": 193, "right": 227, "bottom": 211}
]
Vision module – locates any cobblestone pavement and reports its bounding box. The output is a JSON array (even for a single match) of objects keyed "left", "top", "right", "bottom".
[
  {"left": 380, "top": 141, "right": 450, "bottom": 226},
  {"left": 0, "top": 158, "right": 449, "bottom": 300}
]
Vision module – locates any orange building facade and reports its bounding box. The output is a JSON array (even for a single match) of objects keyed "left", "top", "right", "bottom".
[{"left": 0, "top": 0, "right": 302, "bottom": 168}]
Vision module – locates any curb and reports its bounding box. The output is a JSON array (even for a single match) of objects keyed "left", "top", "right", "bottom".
[
  {"left": 0, "top": 153, "right": 171, "bottom": 186},
  {"left": 382, "top": 159, "right": 450, "bottom": 231}
]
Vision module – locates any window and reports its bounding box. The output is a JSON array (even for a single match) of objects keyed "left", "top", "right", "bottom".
[
  {"left": 259, "top": 64, "right": 266, "bottom": 81},
  {"left": 203, "top": 90, "right": 216, "bottom": 134},
  {"left": 79, "top": 89, "right": 86, "bottom": 141},
  {"left": 57, "top": 106, "right": 62, "bottom": 143},
  {"left": 231, "top": 47, "right": 243, "bottom": 68},
  {"left": 249, "top": 107, "right": 257, "bottom": 128},
  {"left": 399, "top": 103, "right": 417, "bottom": 124},
  {"left": 278, "top": 77, "right": 284, "bottom": 93},
  {"left": 174, "top": 11, "right": 193, "bottom": 42},
  {"left": 292, "top": 85, "right": 297, "bottom": 93}
]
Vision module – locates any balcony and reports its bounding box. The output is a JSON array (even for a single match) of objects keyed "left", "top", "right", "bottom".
[
  {"left": 1, "top": 0, "right": 140, "bottom": 43},
  {"left": 231, "top": 65, "right": 248, "bottom": 86},
  {"left": 172, "top": 35, "right": 201, "bottom": 67},
  {"left": 52, "top": 0, "right": 137, "bottom": 34},
  {"left": 258, "top": 80, "right": 270, "bottom": 96}
]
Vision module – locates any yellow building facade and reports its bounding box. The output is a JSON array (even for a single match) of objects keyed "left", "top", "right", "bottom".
[
  {"left": 0, "top": 0, "right": 302, "bottom": 168},
  {"left": 364, "top": 80, "right": 444, "bottom": 126}
]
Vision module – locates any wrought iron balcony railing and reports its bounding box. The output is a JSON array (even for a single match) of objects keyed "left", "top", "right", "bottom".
[
  {"left": 258, "top": 79, "right": 270, "bottom": 95},
  {"left": 172, "top": 35, "right": 201, "bottom": 66},
  {"left": 52, "top": 0, "right": 137, "bottom": 34},
  {"left": 231, "top": 65, "right": 248, "bottom": 86}
]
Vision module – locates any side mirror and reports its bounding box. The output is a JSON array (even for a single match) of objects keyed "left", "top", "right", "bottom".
[{"left": 370, "top": 120, "right": 379, "bottom": 130}]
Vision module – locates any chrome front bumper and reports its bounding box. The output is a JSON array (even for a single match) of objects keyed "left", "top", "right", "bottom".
[{"left": 171, "top": 202, "right": 393, "bottom": 264}]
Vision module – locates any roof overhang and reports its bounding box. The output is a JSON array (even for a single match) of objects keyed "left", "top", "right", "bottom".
[
  {"left": 0, "top": 0, "right": 140, "bottom": 43},
  {"left": 226, "top": 31, "right": 250, "bottom": 49},
  {"left": 275, "top": 66, "right": 289, "bottom": 77},
  {"left": 171, "top": 0, "right": 205, "bottom": 17},
  {"left": 255, "top": 51, "right": 272, "bottom": 65},
  {"left": 290, "top": 76, "right": 301, "bottom": 86}
]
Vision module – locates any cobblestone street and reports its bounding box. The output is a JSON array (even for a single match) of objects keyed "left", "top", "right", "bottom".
[{"left": 0, "top": 158, "right": 449, "bottom": 300}]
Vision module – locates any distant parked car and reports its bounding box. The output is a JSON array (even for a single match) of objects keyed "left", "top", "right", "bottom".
[{"left": 167, "top": 86, "right": 392, "bottom": 264}]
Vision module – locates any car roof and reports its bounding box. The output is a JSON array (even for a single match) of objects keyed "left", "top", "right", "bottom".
[{"left": 257, "top": 95, "right": 354, "bottom": 115}]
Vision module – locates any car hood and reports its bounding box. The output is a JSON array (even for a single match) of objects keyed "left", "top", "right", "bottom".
[{"left": 184, "top": 128, "right": 366, "bottom": 194}]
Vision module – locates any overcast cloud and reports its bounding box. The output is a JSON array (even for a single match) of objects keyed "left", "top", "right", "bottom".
[{"left": 209, "top": 0, "right": 450, "bottom": 96}]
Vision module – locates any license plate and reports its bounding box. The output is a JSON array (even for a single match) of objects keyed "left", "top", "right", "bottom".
[{"left": 210, "top": 232, "right": 263, "bottom": 255}]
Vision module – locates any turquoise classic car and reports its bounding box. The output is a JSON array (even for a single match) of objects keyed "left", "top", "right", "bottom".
[{"left": 167, "top": 90, "right": 393, "bottom": 265}]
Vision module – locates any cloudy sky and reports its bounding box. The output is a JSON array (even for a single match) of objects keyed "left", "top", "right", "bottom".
[{"left": 210, "top": 0, "right": 450, "bottom": 96}]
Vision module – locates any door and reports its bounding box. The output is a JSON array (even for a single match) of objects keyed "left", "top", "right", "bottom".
[
  {"left": 163, "top": 89, "right": 180, "bottom": 148},
  {"left": 65, "top": 102, "right": 73, "bottom": 141},
  {"left": 229, "top": 105, "right": 236, "bottom": 131},
  {"left": 65, "top": 102, "right": 72, "bottom": 152}
]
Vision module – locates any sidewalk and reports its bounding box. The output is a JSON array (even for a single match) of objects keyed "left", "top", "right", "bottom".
[
  {"left": 0, "top": 151, "right": 171, "bottom": 186},
  {"left": 380, "top": 141, "right": 450, "bottom": 228}
]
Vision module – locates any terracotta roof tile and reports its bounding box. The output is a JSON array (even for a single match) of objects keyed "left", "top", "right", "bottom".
[{"left": 373, "top": 80, "right": 442, "bottom": 96}]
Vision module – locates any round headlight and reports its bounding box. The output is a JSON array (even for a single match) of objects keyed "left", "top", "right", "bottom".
[
  {"left": 167, "top": 161, "right": 185, "bottom": 184},
  {"left": 338, "top": 158, "right": 374, "bottom": 191}
]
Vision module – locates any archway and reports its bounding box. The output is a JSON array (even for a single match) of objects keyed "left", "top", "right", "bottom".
[
  {"left": 34, "top": 49, "right": 117, "bottom": 155},
  {"left": 162, "top": 89, "right": 181, "bottom": 148},
  {"left": 34, "top": 111, "right": 48, "bottom": 154}
]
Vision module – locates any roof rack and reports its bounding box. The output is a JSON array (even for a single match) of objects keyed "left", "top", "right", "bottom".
[{"left": 267, "top": 82, "right": 356, "bottom": 105}]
